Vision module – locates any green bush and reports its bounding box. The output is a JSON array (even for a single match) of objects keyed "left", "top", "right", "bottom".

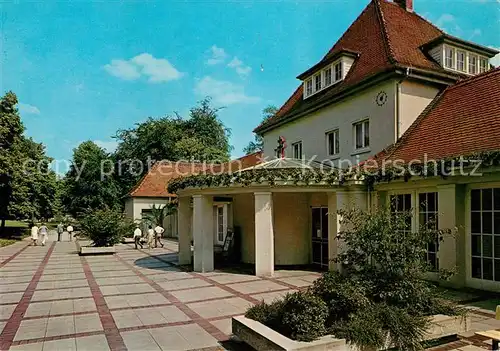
[
  {"left": 280, "top": 291, "right": 328, "bottom": 342},
  {"left": 245, "top": 299, "right": 284, "bottom": 333},
  {"left": 311, "top": 271, "right": 369, "bottom": 323},
  {"left": 80, "top": 209, "right": 135, "bottom": 247},
  {"left": 244, "top": 207, "right": 462, "bottom": 348},
  {"left": 246, "top": 291, "right": 328, "bottom": 342}
]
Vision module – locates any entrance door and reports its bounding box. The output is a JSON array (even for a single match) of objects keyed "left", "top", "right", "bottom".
[
  {"left": 215, "top": 204, "right": 228, "bottom": 245},
  {"left": 312, "top": 207, "right": 329, "bottom": 268}
]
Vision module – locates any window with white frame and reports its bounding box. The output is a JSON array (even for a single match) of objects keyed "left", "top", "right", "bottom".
[
  {"left": 334, "top": 62, "right": 342, "bottom": 81},
  {"left": 479, "top": 58, "right": 488, "bottom": 73},
  {"left": 354, "top": 120, "right": 369, "bottom": 150},
  {"left": 390, "top": 194, "right": 412, "bottom": 235},
  {"left": 470, "top": 188, "right": 500, "bottom": 282},
  {"left": 445, "top": 46, "right": 455, "bottom": 69},
  {"left": 324, "top": 67, "right": 332, "bottom": 86},
  {"left": 326, "top": 129, "right": 340, "bottom": 156},
  {"left": 419, "top": 192, "right": 439, "bottom": 271},
  {"left": 469, "top": 55, "right": 478, "bottom": 74},
  {"left": 314, "top": 73, "right": 322, "bottom": 92},
  {"left": 292, "top": 141, "right": 303, "bottom": 159},
  {"left": 305, "top": 79, "right": 313, "bottom": 97},
  {"left": 457, "top": 50, "right": 466, "bottom": 72}
]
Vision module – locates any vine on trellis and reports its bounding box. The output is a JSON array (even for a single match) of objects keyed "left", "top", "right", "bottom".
[{"left": 166, "top": 151, "right": 500, "bottom": 194}]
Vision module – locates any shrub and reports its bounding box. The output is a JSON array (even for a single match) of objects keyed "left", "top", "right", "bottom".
[
  {"left": 80, "top": 209, "right": 135, "bottom": 247},
  {"left": 280, "top": 291, "right": 328, "bottom": 342},
  {"left": 311, "top": 271, "right": 369, "bottom": 323},
  {"left": 246, "top": 291, "right": 328, "bottom": 342},
  {"left": 245, "top": 299, "right": 284, "bottom": 333}
]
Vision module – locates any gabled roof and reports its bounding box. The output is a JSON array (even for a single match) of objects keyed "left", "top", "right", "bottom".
[
  {"left": 384, "top": 67, "right": 500, "bottom": 162},
  {"left": 128, "top": 152, "right": 263, "bottom": 198},
  {"left": 255, "top": 0, "right": 462, "bottom": 134}
]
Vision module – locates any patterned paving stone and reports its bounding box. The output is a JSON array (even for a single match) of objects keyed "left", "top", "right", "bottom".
[
  {"left": 76, "top": 335, "right": 110, "bottom": 351},
  {"left": 187, "top": 297, "right": 253, "bottom": 319},
  {"left": 226, "top": 280, "right": 287, "bottom": 294},
  {"left": 170, "top": 286, "right": 234, "bottom": 303},
  {"left": 99, "top": 283, "right": 156, "bottom": 296},
  {"left": 157, "top": 277, "right": 211, "bottom": 291}
]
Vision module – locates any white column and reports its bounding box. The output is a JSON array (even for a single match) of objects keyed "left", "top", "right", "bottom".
[
  {"left": 192, "top": 195, "right": 214, "bottom": 272},
  {"left": 327, "top": 193, "right": 337, "bottom": 271},
  {"left": 350, "top": 191, "right": 368, "bottom": 211},
  {"left": 336, "top": 191, "right": 350, "bottom": 272},
  {"left": 254, "top": 192, "right": 274, "bottom": 277},
  {"left": 437, "top": 185, "right": 460, "bottom": 284},
  {"left": 178, "top": 196, "right": 191, "bottom": 265}
]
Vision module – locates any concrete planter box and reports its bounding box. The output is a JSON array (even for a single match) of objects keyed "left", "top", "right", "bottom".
[
  {"left": 232, "top": 314, "right": 470, "bottom": 351},
  {"left": 79, "top": 246, "right": 115, "bottom": 255},
  {"left": 232, "top": 316, "right": 347, "bottom": 351}
]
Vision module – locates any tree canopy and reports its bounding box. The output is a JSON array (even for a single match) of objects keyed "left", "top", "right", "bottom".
[
  {"left": 0, "top": 91, "right": 59, "bottom": 234},
  {"left": 243, "top": 105, "right": 277, "bottom": 155},
  {"left": 62, "top": 141, "right": 121, "bottom": 217},
  {"left": 113, "top": 97, "right": 231, "bottom": 193}
]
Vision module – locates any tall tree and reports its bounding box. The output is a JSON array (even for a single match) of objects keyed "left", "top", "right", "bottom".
[
  {"left": 113, "top": 97, "right": 231, "bottom": 193},
  {"left": 63, "top": 141, "right": 121, "bottom": 218},
  {"left": 243, "top": 105, "right": 278, "bottom": 155},
  {"left": 0, "top": 92, "right": 24, "bottom": 234},
  {"left": 9, "top": 138, "right": 59, "bottom": 222}
]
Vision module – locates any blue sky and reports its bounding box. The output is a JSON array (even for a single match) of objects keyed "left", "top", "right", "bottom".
[{"left": 1, "top": 0, "right": 499, "bottom": 173}]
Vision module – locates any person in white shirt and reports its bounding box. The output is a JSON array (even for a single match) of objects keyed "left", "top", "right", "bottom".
[
  {"left": 154, "top": 225, "right": 165, "bottom": 248},
  {"left": 133, "top": 226, "right": 143, "bottom": 249},
  {"left": 31, "top": 224, "right": 39, "bottom": 246},
  {"left": 147, "top": 225, "right": 155, "bottom": 249},
  {"left": 67, "top": 225, "right": 74, "bottom": 241},
  {"left": 38, "top": 224, "right": 48, "bottom": 246}
]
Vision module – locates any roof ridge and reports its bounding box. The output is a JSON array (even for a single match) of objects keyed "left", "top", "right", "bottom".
[
  {"left": 447, "top": 66, "right": 500, "bottom": 91},
  {"left": 374, "top": 0, "right": 397, "bottom": 64},
  {"left": 384, "top": 88, "right": 449, "bottom": 160}
]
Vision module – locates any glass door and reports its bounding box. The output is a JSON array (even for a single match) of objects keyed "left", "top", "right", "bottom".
[{"left": 312, "top": 207, "right": 329, "bottom": 269}]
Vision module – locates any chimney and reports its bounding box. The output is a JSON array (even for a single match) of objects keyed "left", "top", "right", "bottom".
[{"left": 394, "top": 0, "right": 413, "bottom": 12}]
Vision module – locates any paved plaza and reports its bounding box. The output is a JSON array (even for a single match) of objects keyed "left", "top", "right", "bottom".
[{"left": 0, "top": 239, "right": 499, "bottom": 351}]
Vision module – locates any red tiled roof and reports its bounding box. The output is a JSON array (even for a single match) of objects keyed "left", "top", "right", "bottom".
[
  {"left": 256, "top": 0, "right": 451, "bottom": 133},
  {"left": 385, "top": 67, "right": 500, "bottom": 162},
  {"left": 128, "top": 152, "right": 263, "bottom": 198}
]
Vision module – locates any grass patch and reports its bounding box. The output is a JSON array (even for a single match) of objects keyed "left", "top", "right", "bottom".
[
  {"left": 0, "top": 239, "right": 18, "bottom": 247},
  {"left": 5, "top": 220, "right": 29, "bottom": 228}
]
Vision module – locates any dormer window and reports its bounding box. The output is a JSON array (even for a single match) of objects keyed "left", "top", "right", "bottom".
[
  {"left": 479, "top": 58, "right": 488, "bottom": 73},
  {"left": 334, "top": 62, "right": 342, "bottom": 81},
  {"left": 469, "top": 55, "right": 477, "bottom": 74},
  {"left": 305, "top": 79, "right": 313, "bottom": 97},
  {"left": 325, "top": 67, "right": 332, "bottom": 86},
  {"left": 299, "top": 51, "right": 357, "bottom": 100},
  {"left": 424, "top": 36, "right": 497, "bottom": 76},
  {"left": 457, "top": 50, "right": 466, "bottom": 72},
  {"left": 314, "top": 73, "right": 322, "bottom": 92},
  {"left": 445, "top": 46, "right": 455, "bottom": 69}
]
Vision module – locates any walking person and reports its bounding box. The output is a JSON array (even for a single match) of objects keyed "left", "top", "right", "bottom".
[
  {"left": 39, "top": 223, "right": 48, "bottom": 246},
  {"left": 67, "top": 225, "right": 74, "bottom": 241},
  {"left": 154, "top": 224, "right": 165, "bottom": 248},
  {"left": 133, "top": 226, "right": 143, "bottom": 249},
  {"left": 146, "top": 225, "right": 155, "bottom": 249},
  {"left": 31, "top": 223, "right": 39, "bottom": 246},
  {"left": 57, "top": 223, "right": 64, "bottom": 242}
]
